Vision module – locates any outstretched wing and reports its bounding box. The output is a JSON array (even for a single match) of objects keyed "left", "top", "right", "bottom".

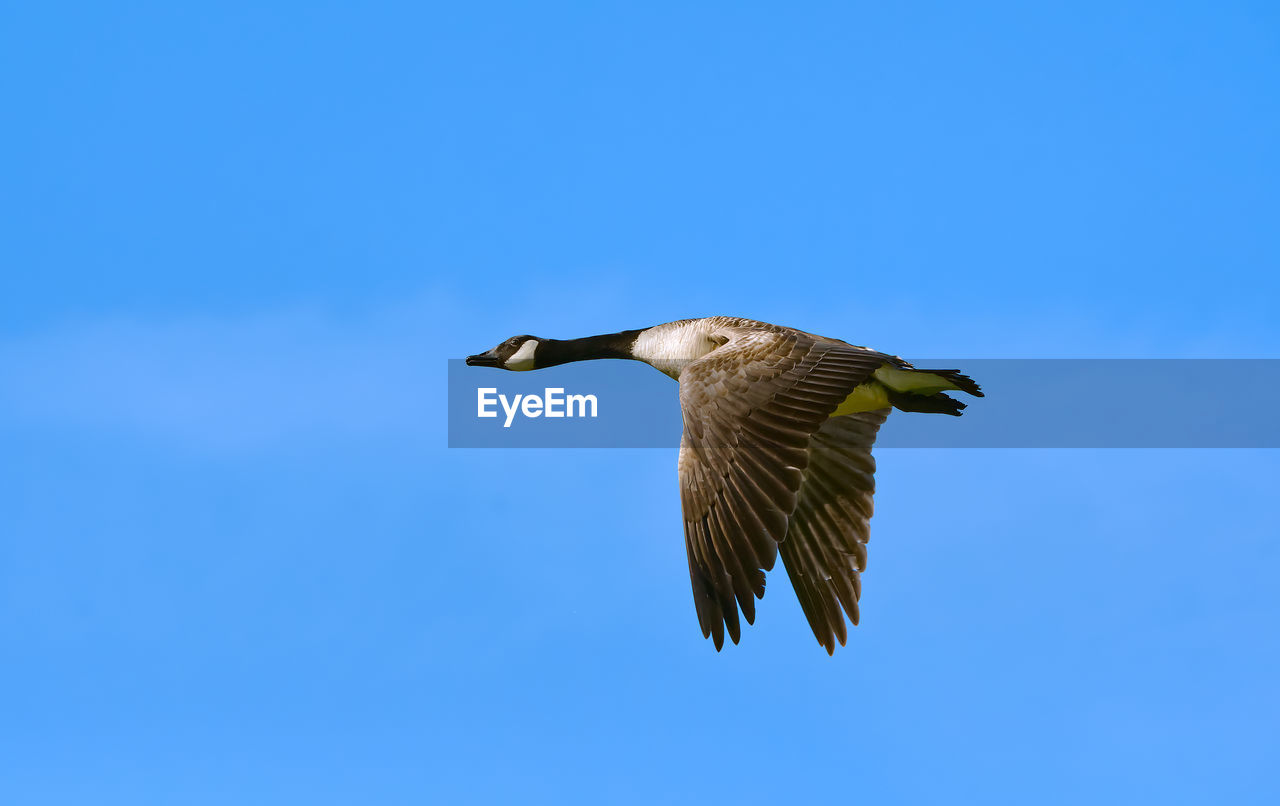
[
  {"left": 779, "top": 409, "right": 887, "bottom": 654},
  {"left": 676, "top": 326, "right": 888, "bottom": 649}
]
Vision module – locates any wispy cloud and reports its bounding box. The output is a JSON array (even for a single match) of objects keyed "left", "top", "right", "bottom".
[{"left": 0, "top": 295, "right": 460, "bottom": 453}]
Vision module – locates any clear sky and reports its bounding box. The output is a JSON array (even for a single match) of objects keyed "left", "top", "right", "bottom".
[{"left": 3, "top": 2, "right": 1279, "bottom": 803}]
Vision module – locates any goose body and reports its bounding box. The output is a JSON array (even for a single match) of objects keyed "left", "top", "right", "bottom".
[{"left": 466, "top": 317, "right": 982, "bottom": 653}]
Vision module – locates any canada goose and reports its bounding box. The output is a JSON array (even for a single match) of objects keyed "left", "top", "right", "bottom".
[{"left": 466, "top": 317, "right": 982, "bottom": 653}]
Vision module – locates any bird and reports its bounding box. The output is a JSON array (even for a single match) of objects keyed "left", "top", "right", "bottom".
[{"left": 466, "top": 316, "right": 982, "bottom": 653}]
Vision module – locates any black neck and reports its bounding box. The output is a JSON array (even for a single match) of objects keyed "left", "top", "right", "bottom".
[{"left": 538, "top": 329, "right": 643, "bottom": 368}]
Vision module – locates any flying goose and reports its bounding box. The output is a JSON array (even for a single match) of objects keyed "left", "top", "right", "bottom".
[{"left": 466, "top": 317, "right": 982, "bottom": 653}]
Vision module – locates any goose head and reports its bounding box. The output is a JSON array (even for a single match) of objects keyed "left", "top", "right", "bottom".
[{"left": 466, "top": 335, "right": 542, "bottom": 371}]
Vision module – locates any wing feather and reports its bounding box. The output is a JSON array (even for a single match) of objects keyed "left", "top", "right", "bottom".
[
  {"left": 676, "top": 322, "right": 891, "bottom": 649},
  {"left": 779, "top": 410, "right": 888, "bottom": 653}
]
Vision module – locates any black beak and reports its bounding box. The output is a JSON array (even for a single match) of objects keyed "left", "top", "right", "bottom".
[{"left": 466, "top": 352, "right": 502, "bottom": 367}]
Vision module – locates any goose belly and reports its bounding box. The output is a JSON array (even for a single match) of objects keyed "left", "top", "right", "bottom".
[{"left": 832, "top": 382, "right": 890, "bottom": 416}]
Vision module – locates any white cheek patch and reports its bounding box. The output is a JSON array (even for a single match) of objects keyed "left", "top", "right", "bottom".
[{"left": 504, "top": 339, "right": 539, "bottom": 371}]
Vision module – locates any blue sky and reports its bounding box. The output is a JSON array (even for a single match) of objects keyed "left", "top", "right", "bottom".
[{"left": 2, "top": 1, "right": 1279, "bottom": 803}]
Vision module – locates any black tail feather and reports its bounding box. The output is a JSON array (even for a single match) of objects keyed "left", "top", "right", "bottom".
[
  {"left": 913, "top": 368, "right": 984, "bottom": 397},
  {"left": 886, "top": 389, "right": 967, "bottom": 416}
]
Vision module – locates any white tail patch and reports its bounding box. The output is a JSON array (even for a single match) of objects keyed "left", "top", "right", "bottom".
[{"left": 872, "top": 366, "right": 959, "bottom": 395}]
